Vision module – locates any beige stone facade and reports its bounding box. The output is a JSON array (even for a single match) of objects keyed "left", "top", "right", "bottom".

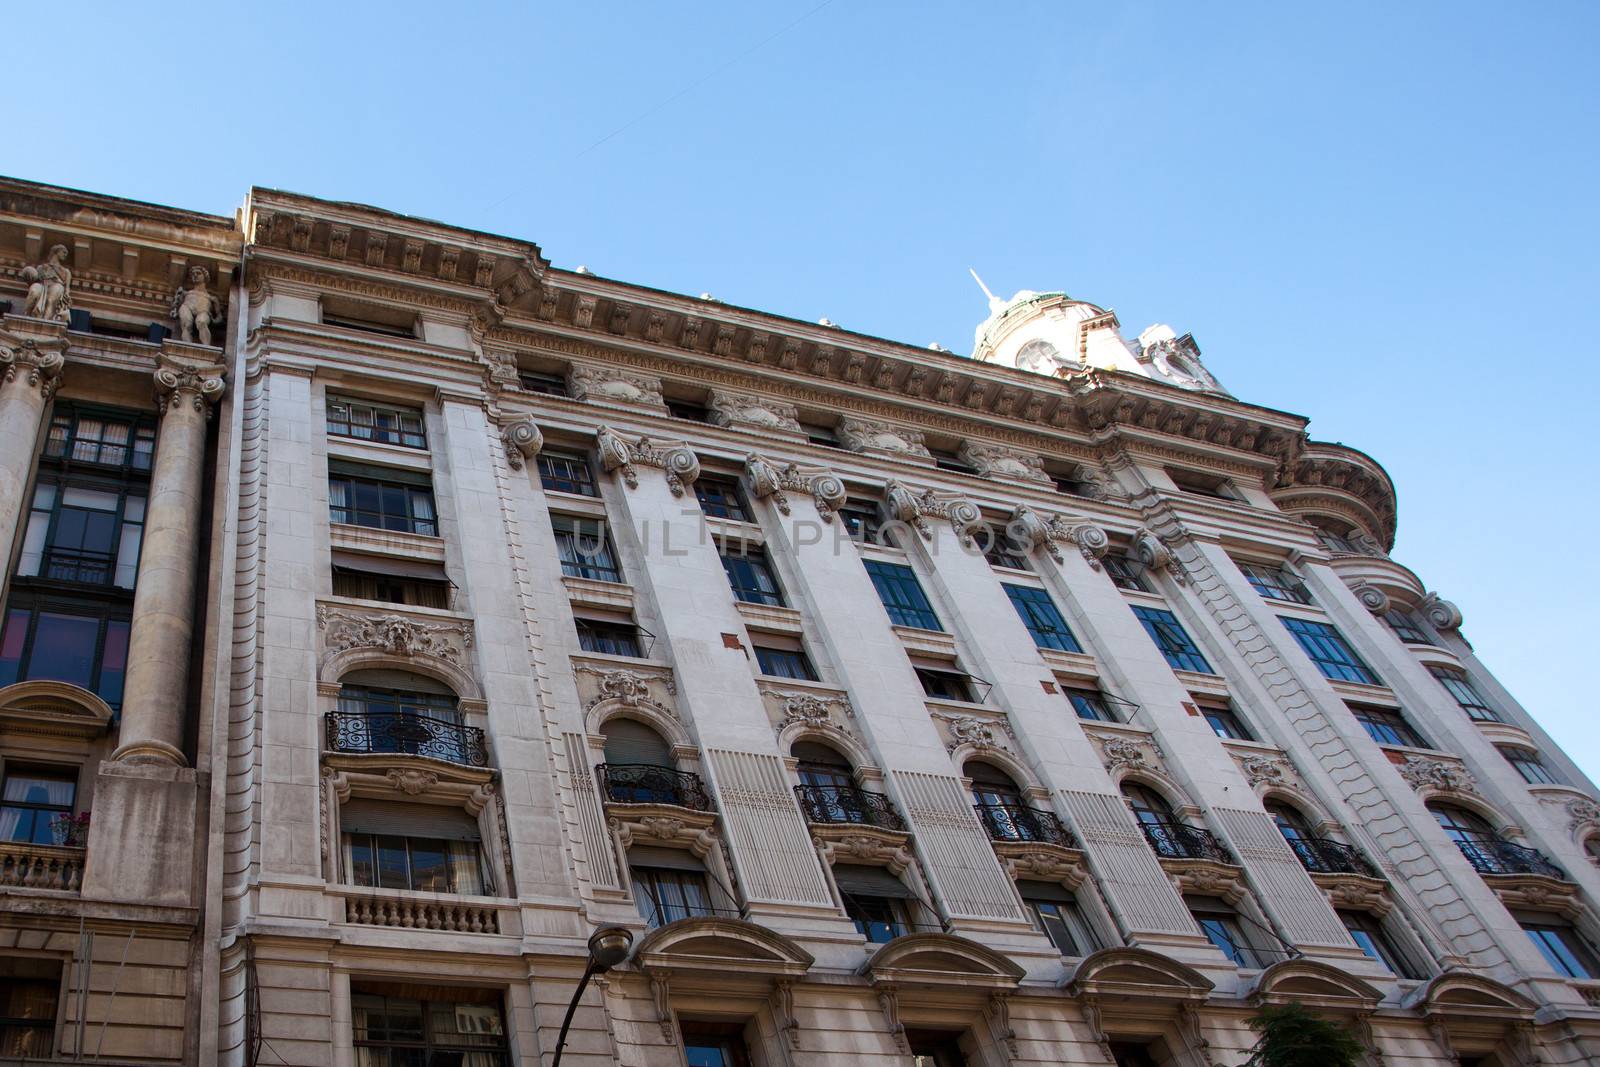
[{"left": 0, "top": 176, "right": 1596, "bottom": 1065}]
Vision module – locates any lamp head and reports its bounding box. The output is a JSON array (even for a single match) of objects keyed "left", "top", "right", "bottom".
[{"left": 587, "top": 926, "right": 634, "bottom": 972}]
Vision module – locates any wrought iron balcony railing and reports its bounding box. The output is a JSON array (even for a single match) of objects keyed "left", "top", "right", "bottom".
[
  {"left": 973, "top": 802, "right": 1079, "bottom": 849},
  {"left": 1453, "top": 837, "right": 1567, "bottom": 880},
  {"left": 1283, "top": 836, "right": 1382, "bottom": 878},
  {"left": 1139, "top": 822, "right": 1236, "bottom": 864},
  {"left": 794, "top": 784, "right": 906, "bottom": 832},
  {"left": 598, "top": 764, "right": 714, "bottom": 812},
  {"left": 324, "top": 711, "right": 488, "bottom": 767},
  {"left": 40, "top": 546, "right": 116, "bottom": 586}
]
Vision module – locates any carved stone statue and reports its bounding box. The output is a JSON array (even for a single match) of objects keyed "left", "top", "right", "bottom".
[
  {"left": 170, "top": 266, "right": 223, "bottom": 345},
  {"left": 21, "top": 244, "right": 71, "bottom": 322}
]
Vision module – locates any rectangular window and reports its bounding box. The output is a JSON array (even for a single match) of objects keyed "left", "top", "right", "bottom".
[
  {"left": 1065, "top": 687, "right": 1117, "bottom": 722},
  {"left": 326, "top": 396, "right": 427, "bottom": 449},
  {"left": 1237, "top": 561, "right": 1312, "bottom": 604},
  {"left": 17, "top": 481, "right": 146, "bottom": 589},
  {"left": 681, "top": 1023, "right": 754, "bottom": 1067},
  {"left": 1280, "top": 617, "right": 1381, "bottom": 685},
  {"left": 518, "top": 370, "right": 568, "bottom": 396},
  {"left": 341, "top": 802, "right": 485, "bottom": 895},
  {"left": 1188, "top": 898, "right": 1260, "bottom": 968},
  {"left": 1103, "top": 553, "right": 1152, "bottom": 593},
  {"left": 0, "top": 768, "right": 77, "bottom": 846},
  {"left": 1132, "top": 606, "right": 1213, "bottom": 673},
  {"left": 753, "top": 645, "right": 817, "bottom": 681},
  {"left": 0, "top": 602, "right": 130, "bottom": 707},
  {"left": 838, "top": 501, "right": 884, "bottom": 544},
  {"left": 321, "top": 297, "right": 418, "bottom": 338},
  {"left": 1428, "top": 665, "right": 1501, "bottom": 722},
  {"left": 351, "top": 987, "right": 508, "bottom": 1067},
  {"left": 1383, "top": 609, "right": 1433, "bottom": 645},
  {"left": 1339, "top": 910, "right": 1421, "bottom": 978},
  {"left": 1198, "top": 699, "right": 1254, "bottom": 741},
  {"left": 0, "top": 957, "right": 62, "bottom": 1059},
  {"left": 718, "top": 543, "right": 784, "bottom": 606},
  {"left": 915, "top": 667, "right": 974, "bottom": 703},
  {"left": 864, "top": 561, "right": 941, "bottom": 631},
  {"left": 331, "top": 567, "right": 451, "bottom": 610},
  {"left": 1519, "top": 918, "right": 1600, "bottom": 979},
  {"left": 1350, "top": 704, "right": 1429, "bottom": 748},
  {"left": 844, "top": 894, "right": 911, "bottom": 943},
  {"left": 694, "top": 475, "right": 750, "bottom": 521},
  {"left": 1004, "top": 584, "right": 1082, "bottom": 653},
  {"left": 631, "top": 865, "right": 715, "bottom": 927},
  {"left": 43, "top": 407, "right": 156, "bottom": 473},
  {"left": 1020, "top": 882, "right": 1098, "bottom": 957},
  {"left": 551, "top": 515, "right": 622, "bottom": 583},
  {"left": 328, "top": 461, "right": 437, "bottom": 536},
  {"left": 1501, "top": 747, "right": 1560, "bottom": 786},
  {"left": 666, "top": 398, "right": 711, "bottom": 423},
  {"left": 982, "top": 528, "right": 1031, "bottom": 570},
  {"left": 930, "top": 448, "right": 974, "bottom": 474},
  {"left": 575, "top": 618, "right": 643, "bottom": 658},
  {"left": 537, "top": 449, "right": 598, "bottom": 496},
  {"left": 1168, "top": 468, "right": 1235, "bottom": 499}
]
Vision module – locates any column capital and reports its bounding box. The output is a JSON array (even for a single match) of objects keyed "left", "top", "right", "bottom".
[
  {"left": 153, "top": 346, "right": 226, "bottom": 416},
  {"left": 595, "top": 425, "right": 699, "bottom": 496},
  {"left": 0, "top": 327, "right": 66, "bottom": 400}
]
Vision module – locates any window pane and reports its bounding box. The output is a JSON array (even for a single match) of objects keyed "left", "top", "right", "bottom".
[
  {"left": 1004, "top": 584, "right": 1082, "bottom": 653},
  {"left": 98, "top": 621, "right": 129, "bottom": 707},
  {"left": 27, "top": 613, "right": 100, "bottom": 689},
  {"left": 1132, "top": 607, "right": 1212, "bottom": 673},
  {"left": 1280, "top": 617, "right": 1381, "bottom": 685}
]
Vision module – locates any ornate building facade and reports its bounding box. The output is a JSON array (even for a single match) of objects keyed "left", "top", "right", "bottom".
[{"left": 0, "top": 176, "right": 1595, "bottom": 1065}]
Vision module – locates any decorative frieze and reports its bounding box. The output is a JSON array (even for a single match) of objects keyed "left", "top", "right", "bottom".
[
  {"left": 595, "top": 425, "right": 700, "bottom": 495},
  {"left": 567, "top": 361, "right": 666, "bottom": 409},
  {"left": 743, "top": 453, "right": 846, "bottom": 521},
  {"left": 316, "top": 604, "right": 475, "bottom": 665},
  {"left": 1397, "top": 755, "right": 1478, "bottom": 796},
  {"left": 708, "top": 389, "right": 803, "bottom": 435},
  {"left": 573, "top": 661, "right": 678, "bottom": 719},
  {"left": 757, "top": 680, "right": 855, "bottom": 739}
]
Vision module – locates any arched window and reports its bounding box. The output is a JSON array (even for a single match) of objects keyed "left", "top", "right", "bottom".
[
  {"left": 1265, "top": 801, "right": 1313, "bottom": 845},
  {"left": 333, "top": 670, "right": 466, "bottom": 762},
  {"left": 966, "top": 761, "right": 1022, "bottom": 809},
  {"left": 600, "top": 719, "right": 682, "bottom": 805},
  {"left": 1123, "top": 784, "right": 1181, "bottom": 830},
  {"left": 793, "top": 741, "right": 854, "bottom": 790},
  {"left": 1585, "top": 836, "right": 1600, "bottom": 868},
  {"left": 1429, "top": 803, "right": 1497, "bottom": 848},
  {"left": 602, "top": 719, "right": 673, "bottom": 768}
]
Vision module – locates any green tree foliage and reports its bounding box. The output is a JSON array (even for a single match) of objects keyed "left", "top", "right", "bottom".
[{"left": 1246, "top": 1003, "right": 1367, "bottom": 1067}]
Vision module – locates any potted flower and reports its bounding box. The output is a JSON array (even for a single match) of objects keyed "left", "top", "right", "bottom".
[{"left": 50, "top": 811, "right": 91, "bottom": 848}]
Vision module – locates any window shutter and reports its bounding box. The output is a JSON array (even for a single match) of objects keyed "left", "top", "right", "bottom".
[
  {"left": 1017, "top": 880, "right": 1075, "bottom": 904},
  {"left": 603, "top": 720, "right": 673, "bottom": 766},
  {"left": 626, "top": 846, "right": 706, "bottom": 872},
  {"left": 832, "top": 864, "right": 916, "bottom": 899},
  {"left": 341, "top": 800, "right": 480, "bottom": 841}
]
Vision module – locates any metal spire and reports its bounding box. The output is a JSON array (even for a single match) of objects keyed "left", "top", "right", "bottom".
[{"left": 968, "top": 268, "right": 1007, "bottom": 314}]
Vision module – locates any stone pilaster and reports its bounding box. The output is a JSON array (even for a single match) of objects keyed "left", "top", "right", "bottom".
[
  {"left": 0, "top": 320, "right": 65, "bottom": 602},
  {"left": 112, "top": 347, "right": 226, "bottom": 765}
]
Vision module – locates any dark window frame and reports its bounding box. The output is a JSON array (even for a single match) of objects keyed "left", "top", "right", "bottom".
[
  {"left": 694, "top": 475, "right": 751, "bottom": 521},
  {"left": 1351, "top": 704, "right": 1429, "bottom": 748},
  {"left": 327, "top": 464, "right": 438, "bottom": 537},
  {"left": 1428, "top": 665, "right": 1501, "bottom": 722},
  {"left": 18, "top": 475, "right": 147, "bottom": 590},
  {"left": 718, "top": 542, "right": 785, "bottom": 606},
  {"left": 1501, "top": 747, "right": 1560, "bottom": 785},
  {"left": 1132, "top": 606, "right": 1213, "bottom": 674},
  {"left": 551, "top": 514, "right": 623, "bottom": 583},
  {"left": 350, "top": 989, "right": 509, "bottom": 1067},
  {"left": 1237, "top": 561, "right": 1312, "bottom": 604},
  {"left": 0, "top": 765, "right": 79, "bottom": 846},
  {"left": 864, "top": 560, "right": 941, "bottom": 631},
  {"left": 575, "top": 617, "right": 644, "bottom": 658},
  {"left": 1003, "top": 584, "right": 1082, "bottom": 653},
  {"left": 537, "top": 449, "right": 598, "bottom": 497},
  {"left": 1280, "top": 617, "right": 1381, "bottom": 685},
  {"left": 42, "top": 404, "right": 156, "bottom": 474},
  {"left": 753, "top": 645, "right": 817, "bottom": 681},
  {"left": 325, "top": 395, "right": 427, "bottom": 450},
  {"left": 0, "top": 596, "right": 132, "bottom": 707},
  {"left": 1102, "top": 553, "right": 1152, "bottom": 593},
  {"left": 1198, "top": 699, "right": 1254, "bottom": 741},
  {"left": 1065, "top": 687, "right": 1118, "bottom": 723}
]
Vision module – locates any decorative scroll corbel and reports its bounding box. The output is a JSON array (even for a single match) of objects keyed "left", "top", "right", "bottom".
[
  {"left": 1080, "top": 994, "right": 1114, "bottom": 1064},
  {"left": 772, "top": 979, "right": 801, "bottom": 1049},
  {"left": 1054, "top": 516, "right": 1110, "bottom": 570},
  {"left": 1008, "top": 505, "right": 1062, "bottom": 563},
  {"left": 877, "top": 985, "right": 907, "bottom": 1052},
  {"left": 883, "top": 480, "right": 932, "bottom": 541},
  {"left": 499, "top": 417, "right": 543, "bottom": 470},
  {"left": 595, "top": 425, "right": 701, "bottom": 496},
  {"left": 1132, "top": 527, "right": 1187, "bottom": 584},
  {"left": 810, "top": 470, "right": 846, "bottom": 522},
  {"left": 650, "top": 970, "right": 676, "bottom": 1042},
  {"left": 1419, "top": 592, "right": 1463, "bottom": 632},
  {"left": 743, "top": 453, "right": 845, "bottom": 521},
  {"left": 988, "top": 992, "right": 1019, "bottom": 1060},
  {"left": 1349, "top": 581, "right": 1391, "bottom": 615},
  {"left": 1176, "top": 1003, "right": 1217, "bottom": 1067},
  {"left": 916, "top": 489, "right": 983, "bottom": 546}
]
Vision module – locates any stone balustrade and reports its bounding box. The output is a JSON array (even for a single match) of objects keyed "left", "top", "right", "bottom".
[
  {"left": 0, "top": 841, "right": 85, "bottom": 891},
  {"left": 341, "top": 889, "right": 505, "bottom": 934}
]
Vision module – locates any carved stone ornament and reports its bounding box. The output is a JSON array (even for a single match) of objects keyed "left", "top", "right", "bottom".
[
  {"left": 20, "top": 244, "right": 71, "bottom": 322},
  {"left": 1131, "top": 528, "right": 1186, "bottom": 584},
  {"left": 743, "top": 453, "right": 846, "bottom": 521},
  {"left": 957, "top": 441, "right": 1051, "bottom": 485},
  {"left": 594, "top": 425, "right": 700, "bottom": 495},
  {"left": 575, "top": 664, "right": 678, "bottom": 715},
  {"left": 1099, "top": 736, "right": 1148, "bottom": 773},
  {"left": 499, "top": 417, "right": 543, "bottom": 470},
  {"left": 883, "top": 479, "right": 932, "bottom": 541},
  {"left": 1419, "top": 592, "right": 1464, "bottom": 631},
  {"left": 708, "top": 390, "right": 802, "bottom": 434},
  {"left": 1045, "top": 512, "right": 1110, "bottom": 569},
  {"left": 154, "top": 352, "right": 227, "bottom": 416},
  {"left": 936, "top": 712, "right": 1013, "bottom": 754},
  {"left": 1562, "top": 798, "right": 1600, "bottom": 837},
  {"left": 837, "top": 416, "right": 932, "bottom": 460},
  {"left": 761, "top": 683, "right": 854, "bottom": 733},
  {"left": 914, "top": 489, "right": 984, "bottom": 546},
  {"left": 1349, "top": 581, "right": 1391, "bottom": 615},
  {"left": 169, "top": 265, "right": 224, "bottom": 346},
  {"left": 1007, "top": 505, "right": 1061, "bottom": 563},
  {"left": 386, "top": 768, "right": 440, "bottom": 795},
  {"left": 566, "top": 362, "right": 665, "bottom": 408},
  {"left": 317, "top": 606, "right": 474, "bottom": 664},
  {"left": 1398, "top": 756, "right": 1478, "bottom": 796},
  {"left": 1238, "top": 754, "right": 1289, "bottom": 788},
  {"left": 0, "top": 336, "right": 64, "bottom": 399}
]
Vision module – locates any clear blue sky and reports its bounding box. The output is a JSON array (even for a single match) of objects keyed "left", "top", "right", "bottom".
[{"left": 12, "top": 2, "right": 1595, "bottom": 777}]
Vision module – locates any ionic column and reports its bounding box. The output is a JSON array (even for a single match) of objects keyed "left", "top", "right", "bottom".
[
  {"left": 112, "top": 351, "right": 225, "bottom": 764},
  {"left": 0, "top": 327, "right": 65, "bottom": 587}
]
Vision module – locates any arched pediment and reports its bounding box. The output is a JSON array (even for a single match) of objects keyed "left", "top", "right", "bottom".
[
  {"left": 861, "top": 933, "right": 1025, "bottom": 989},
  {"left": 1065, "top": 947, "right": 1213, "bottom": 1001},
  {"left": 322, "top": 647, "right": 482, "bottom": 703},
  {"left": 0, "top": 680, "right": 114, "bottom": 738},
  {"left": 1248, "top": 959, "right": 1382, "bottom": 1012},
  {"left": 1406, "top": 970, "right": 1536, "bottom": 1020},
  {"left": 634, "top": 917, "right": 813, "bottom": 978}
]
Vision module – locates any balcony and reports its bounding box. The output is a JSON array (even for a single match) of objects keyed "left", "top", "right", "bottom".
[
  {"left": 1453, "top": 838, "right": 1566, "bottom": 880},
  {"left": 1140, "top": 822, "right": 1236, "bottom": 864},
  {"left": 598, "top": 764, "right": 713, "bottom": 812},
  {"left": 37, "top": 546, "right": 117, "bottom": 586},
  {"left": 795, "top": 784, "right": 906, "bottom": 832},
  {"left": 324, "top": 711, "right": 488, "bottom": 767},
  {"left": 974, "top": 802, "right": 1079, "bottom": 849},
  {"left": 1283, "top": 836, "right": 1381, "bottom": 878},
  {"left": 0, "top": 842, "right": 84, "bottom": 892}
]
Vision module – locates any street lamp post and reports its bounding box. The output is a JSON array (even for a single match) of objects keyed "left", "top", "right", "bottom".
[{"left": 550, "top": 926, "right": 634, "bottom": 1067}]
